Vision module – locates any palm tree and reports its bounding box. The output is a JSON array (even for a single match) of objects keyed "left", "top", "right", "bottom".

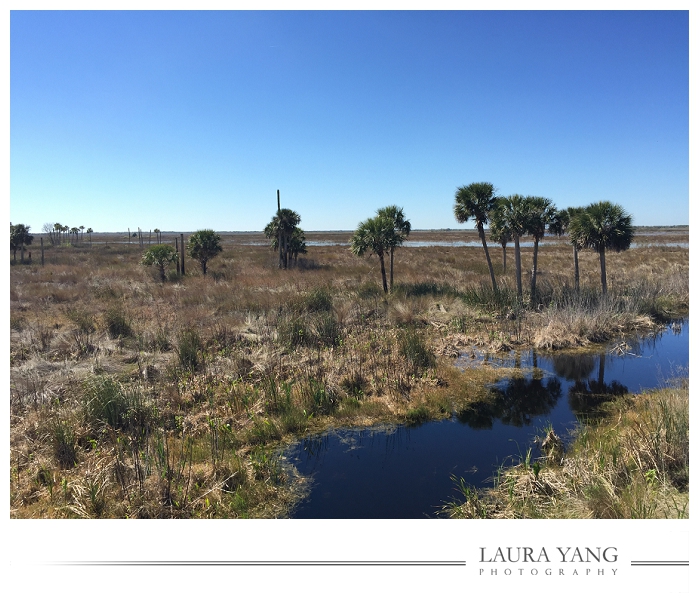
[
  {"left": 288, "top": 227, "right": 307, "bottom": 266},
  {"left": 86, "top": 227, "right": 94, "bottom": 245},
  {"left": 569, "top": 201, "right": 634, "bottom": 294},
  {"left": 141, "top": 244, "right": 179, "bottom": 282},
  {"left": 350, "top": 215, "right": 395, "bottom": 293},
  {"left": 264, "top": 209, "right": 301, "bottom": 269},
  {"left": 525, "top": 196, "right": 556, "bottom": 304},
  {"left": 497, "top": 194, "right": 530, "bottom": 301},
  {"left": 70, "top": 226, "right": 79, "bottom": 243},
  {"left": 376, "top": 205, "right": 411, "bottom": 291},
  {"left": 10, "top": 223, "right": 33, "bottom": 262},
  {"left": 489, "top": 198, "right": 512, "bottom": 271},
  {"left": 153, "top": 228, "right": 161, "bottom": 244},
  {"left": 549, "top": 207, "right": 586, "bottom": 292},
  {"left": 187, "top": 229, "right": 223, "bottom": 275},
  {"left": 79, "top": 225, "right": 85, "bottom": 242},
  {"left": 454, "top": 182, "right": 498, "bottom": 291}
]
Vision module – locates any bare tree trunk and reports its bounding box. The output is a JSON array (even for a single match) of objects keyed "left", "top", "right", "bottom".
[
  {"left": 514, "top": 235, "right": 522, "bottom": 302},
  {"left": 501, "top": 244, "right": 507, "bottom": 272},
  {"left": 573, "top": 245, "right": 580, "bottom": 292},
  {"left": 180, "top": 234, "right": 185, "bottom": 275},
  {"left": 477, "top": 223, "right": 497, "bottom": 292},
  {"left": 379, "top": 252, "right": 388, "bottom": 293},
  {"left": 41, "top": 238, "right": 44, "bottom": 266},
  {"left": 389, "top": 247, "right": 395, "bottom": 292},
  {"left": 599, "top": 245, "right": 607, "bottom": 294},
  {"left": 530, "top": 237, "right": 540, "bottom": 305}
]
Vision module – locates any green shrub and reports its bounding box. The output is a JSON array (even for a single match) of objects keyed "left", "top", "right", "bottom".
[
  {"left": 300, "top": 376, "right": 338, "bottom": 415},
  {"left": 313, "top": 312, "right": 341, "bottom": 347},
  {"left": 103, "top": 305, "right": 132, "bottom": 339},
  {"left": 177, "top": 328, "right": 204, "bottom": 371},
  {"left": 52, "top": 421, "right": 77, "bottom": 469},
  {"left": 398, "top": 329, "right": 436, "bottom": 374},
  {"left": 406, "top": 405, "right": 431, "bottom": 425},
  {"left": 277, "top": 315, "right": 309, "bottom": 349},
  {"left": 302, "top": 288, "right": 333, "bottom": 312},
  {"left": 83, "top": 376, "right": 157, "bottom": 433}
]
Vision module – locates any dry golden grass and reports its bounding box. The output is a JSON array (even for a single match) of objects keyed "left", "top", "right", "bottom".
[{"left": 9, "top": 228, "right": 688, "bottom": 518}]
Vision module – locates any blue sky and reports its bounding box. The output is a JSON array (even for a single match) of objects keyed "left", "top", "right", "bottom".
[{"left": 10, "top": 10, "right": 689, "bottom": 233}]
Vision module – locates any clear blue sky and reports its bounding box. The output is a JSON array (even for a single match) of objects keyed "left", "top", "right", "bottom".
[{"left": 10, "top": 10, "right": 689, "bottom": 233}]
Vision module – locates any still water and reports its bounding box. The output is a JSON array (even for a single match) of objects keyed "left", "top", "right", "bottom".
[{"left": 286, "top": 320, "right": 688, "bottom": 518}]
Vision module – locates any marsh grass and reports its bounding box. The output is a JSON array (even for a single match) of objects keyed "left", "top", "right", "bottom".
[
  {"left": 445, "top": 383, "right": 689, "bottom": 519},
  {"left": 9, "top": 229, "right": 688, "bottom": 518}
]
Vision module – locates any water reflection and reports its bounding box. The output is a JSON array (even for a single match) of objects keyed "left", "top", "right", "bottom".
[
  {"left": 286, "top": 320, "right": 688, "bottom": 518},
  {"left": 457, "top": 375, "right": 562, "bottom": 429}
]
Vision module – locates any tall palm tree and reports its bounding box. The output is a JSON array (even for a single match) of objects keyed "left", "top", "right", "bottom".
[
  {"left": 489, "top": 198, "right": 512, "bottom": 271},
  {"left": 377, "top": 205, "right": 411, "bottom": 291},
  {"left": 498, "top": 194, "right": 530, "bottom": 301},
  {"left": 569, "top": 201, "right": 634, "bottom": 294},
  {"left": 350, "top": 215, "right": 395, "bottom": 293},
  {"left": 454, "top": 182, "right": 498, "bottom": 291},
  {"left": 525, "top": 196, "right": 556, "bottom": 304},
  {"left": 86, "top": 227, "right": 94, "bottom": 245},
  {"left": 549, "top": 207, "right": 586, "bottom": 292}
]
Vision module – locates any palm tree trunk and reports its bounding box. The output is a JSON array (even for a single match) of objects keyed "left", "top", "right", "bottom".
[
  {"left": 501, "top": 244, "right": 507, "bottom": 271},
  {"left": 379, "top": 252, "right": 388, "bottom": 293},
  {"left": 477, "top": 223, "right": 497, "bottom": 292},
  {"left": 599, "top": 245, "right": 607, "bottom": 294},
  {"left": 530, "top": 237, "right": 539, "bottom": 305},
  {"left": 389, "top": 247, "right": 394, "bottom": 292},
  {"left": 514, "top": 235, "right": 522, "bottom": 301},
  {"left": 278, "top": 233, "right": 283, "bottom": 269},
  {"left": 573, "top": 245, "right": 579, "bottom": 292}
]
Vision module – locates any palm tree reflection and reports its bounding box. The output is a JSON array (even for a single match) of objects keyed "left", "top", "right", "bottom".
[{"left": 457, "top": 373, "right": 562, "bottom": 429}]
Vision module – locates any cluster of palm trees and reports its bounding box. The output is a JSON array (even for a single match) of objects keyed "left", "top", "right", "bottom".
[
  {"left": 264, "top": 207, "right": 307, "bottom": 269},
  {"left": 10, "top": 223, "right": 33, "bottom": 262},
  {"left": 141, "top": 229, "right": 224, "bottom": 281},
  {"left": 350, "top": 206, "right": 411, "bottom": 293},
  {"left": 43, "top": 222, "right": 92, "bottom": 245},
  {"left": 455, "top": 182, "right": 635, "bottom": 300}
]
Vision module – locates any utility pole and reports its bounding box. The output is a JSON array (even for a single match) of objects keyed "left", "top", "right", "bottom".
[{"left": 277, "top": 189, "right": 282, "bottom": 269}]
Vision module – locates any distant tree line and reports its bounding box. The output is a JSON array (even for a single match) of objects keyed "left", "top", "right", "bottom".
[{"left": 17, "top": 186, "right": 635, "bottom": 300}]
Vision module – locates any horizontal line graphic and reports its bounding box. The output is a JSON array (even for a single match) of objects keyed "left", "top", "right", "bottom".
[
  {"left": 48, "top": 560, "right": 467, "bottom": 567},
  {"left": 630, "top": 561, "right": 689, "bottom": 566}
]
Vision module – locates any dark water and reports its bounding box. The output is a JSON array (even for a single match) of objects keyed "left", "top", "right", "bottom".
[{"left": 286, "top": 320, "right": 688, "bottom": 519}]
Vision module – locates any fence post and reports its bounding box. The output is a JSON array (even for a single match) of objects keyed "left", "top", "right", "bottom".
[{"left": 175, "top": 239, "right": 180, "bottom": 275}]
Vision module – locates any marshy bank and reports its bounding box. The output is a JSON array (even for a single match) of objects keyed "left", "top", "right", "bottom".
[
  {"left": 285, "top": 320, "right": 688, "bottom": 518},
  {"left": 9, "top": 228, "right": 688, "bottom": 517}
]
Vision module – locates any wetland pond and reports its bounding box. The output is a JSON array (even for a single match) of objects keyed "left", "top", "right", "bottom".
[{"left": 285, "top": 319, "right": 688, "bottom": 518}]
